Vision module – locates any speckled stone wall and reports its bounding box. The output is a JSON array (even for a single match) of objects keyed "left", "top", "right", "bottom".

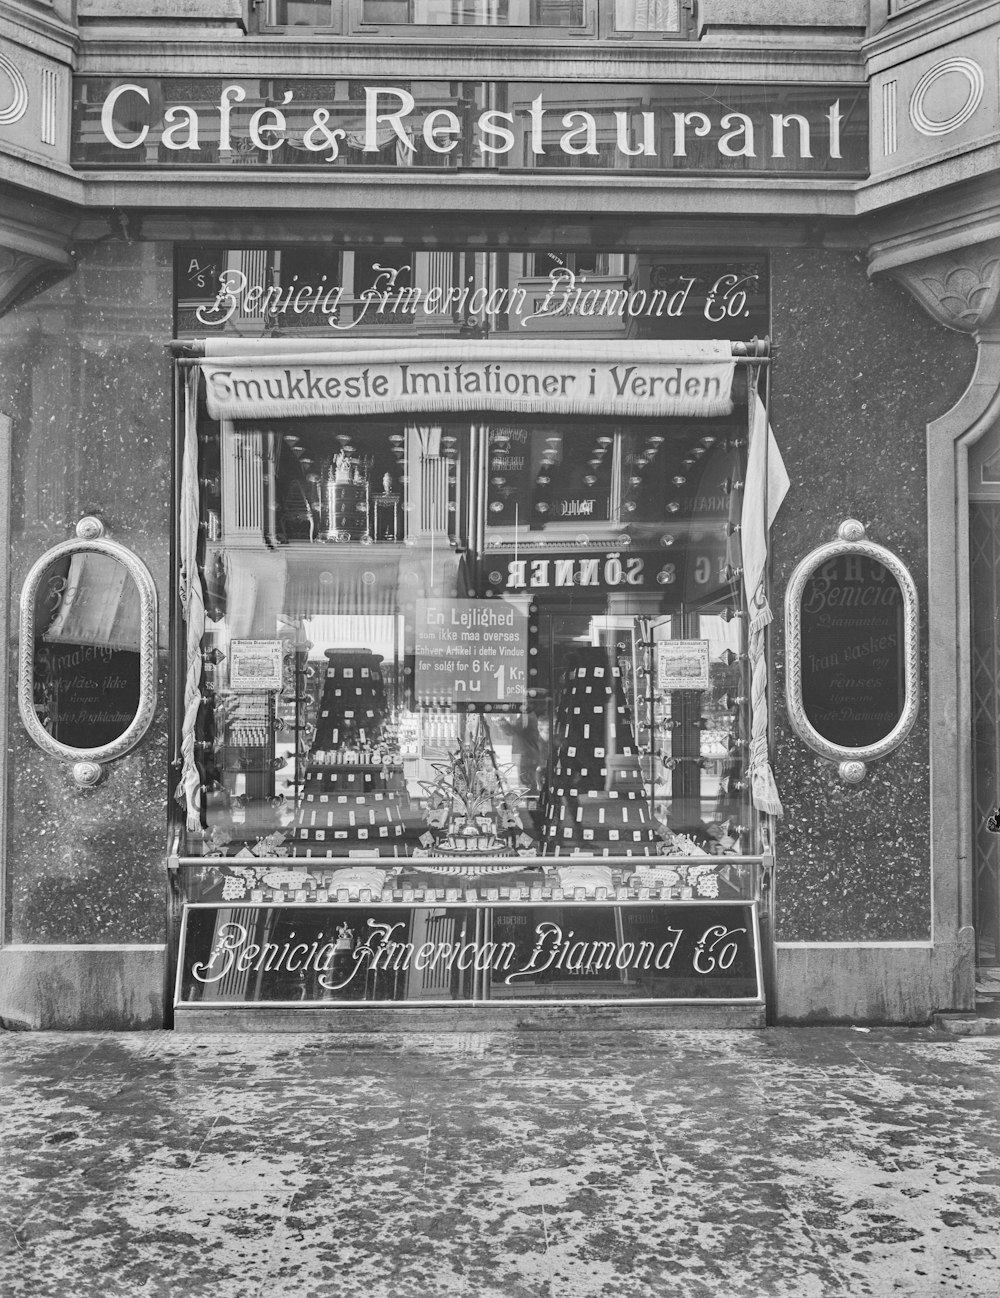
[
  {"left": 769, "top": 248, "right": 976, "bottom": 943},
  {"left": 0, "top": 240, "right": 173, "bottom": 945},
  {"left": 0, "top": 240, "right": 979, "bottom": 959}
]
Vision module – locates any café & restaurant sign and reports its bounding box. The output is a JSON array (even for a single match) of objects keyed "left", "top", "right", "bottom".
[{"left": 73, "top": 78, "right": 868, "bottom": 176}]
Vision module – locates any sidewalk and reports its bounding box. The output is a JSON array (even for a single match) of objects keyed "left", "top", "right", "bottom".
[{"left": 2, "top": 1027, "right": 999, "bottom": 1298}]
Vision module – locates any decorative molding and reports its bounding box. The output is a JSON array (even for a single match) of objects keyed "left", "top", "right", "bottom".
[
  {"left": 76, "top": 0, "right": 245, "bottom": 21},
  {"left": 71, "top": 761, "right": 103, "bottom": 787},
  {"left": 17, "top": 526, "right": 159, "bottom": 773},
  {"left": 40, "top": 65, "right": 57, "bottom": 146},
  {"left": 0, "top": 49, "right": 29, "bottom": 127},
  {"left": 882, "top": 238, "right": 1000, "bottom": 334},
  {"left": 882, "top": 79, "right": 898, "bottom": 155},
  {"left": 908, "top": 55, "right": 984, "bottom": 137}
]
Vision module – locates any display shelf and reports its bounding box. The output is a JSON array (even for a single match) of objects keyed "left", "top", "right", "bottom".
[{"left": 173, "top": 854, "right": 767, "bottom": 905}]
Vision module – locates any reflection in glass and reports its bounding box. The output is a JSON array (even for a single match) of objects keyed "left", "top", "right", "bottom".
[
  {"left": 187, "top": 411, "right": 754, "bottom": 861},
  {"left": 32, "top": 553, "right": 142, "bottom": 749},
  {"left": 270, "top": 0, "right": 333, "bottom": 23},
  {"left": 614, "top": 0, "right": 680, "bottom": 30},
  {"left": 799, "top": 555, "right": 905, "bottom": 748},
  {"left": 361, "top": 0, "right": 584, "bottom": 23},
  {"left": 177, "top": 901, "right": 760, "bottom": 1004}
]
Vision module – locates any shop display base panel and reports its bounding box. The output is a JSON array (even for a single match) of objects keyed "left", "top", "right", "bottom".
[{"left": 175, "top": 893, "right": 763, "bottom": 1009}]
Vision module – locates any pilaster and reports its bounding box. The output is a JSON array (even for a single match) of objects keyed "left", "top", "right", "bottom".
[{"left": 869, "top": 217, "right": 1000, "bottom": 1008}]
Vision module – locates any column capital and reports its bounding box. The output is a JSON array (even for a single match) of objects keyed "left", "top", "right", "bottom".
[
  {"left": 0, "top": 186, "right": 76, "bottom": 316},
  {"left": 884, "top": 239, "right": 1000, "bottom": 335},
  {"left": 867, "top": 191, "right": 1000, "bottom": 335}
]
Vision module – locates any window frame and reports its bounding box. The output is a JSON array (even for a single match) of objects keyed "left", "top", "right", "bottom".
[{"left": 259, "top": 0, "right": 694, "bottom": 40}]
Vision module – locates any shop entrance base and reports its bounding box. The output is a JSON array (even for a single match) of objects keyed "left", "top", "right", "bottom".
[{"left": 172, "top": 1003, "right": 766, "bottom": 1032}]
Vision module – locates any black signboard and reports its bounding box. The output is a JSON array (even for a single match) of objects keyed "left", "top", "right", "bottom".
[
  {"left": 74, "top": 78, "right": 868, "bottom": 177},
  {"left": 177, "top": 902, "right": 761, "bottom": 1005},
  {"left": 798, "top": 554, "right": 905, "bottom": 748}
]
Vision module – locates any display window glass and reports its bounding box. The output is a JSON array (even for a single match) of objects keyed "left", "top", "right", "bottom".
[{"left": 185, "top": 405, "right": 752, "bottom": 863}]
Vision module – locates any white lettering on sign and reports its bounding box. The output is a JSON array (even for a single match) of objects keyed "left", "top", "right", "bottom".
[
  {"left": 188, "top": 916, "right": 747, "bottom": 991},
  {"left": 97, "top": 83, "right": 846, "bottom": 165},
  {"left": 201, "top": 357, "right": 734, "bottom": 421},
  {"left": 504, "top": 556, "right": 644, "bottom": 590},
  {"left": 194, "top": 263, "right": 759, "bottom": 331},
  {"left": 415, "top": 599, "right": 528, "bottom": 704}
]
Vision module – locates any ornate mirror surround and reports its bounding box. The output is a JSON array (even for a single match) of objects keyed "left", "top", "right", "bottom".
[
  {"left": 784, "top": 520, "right": 920, "bottom": 774},
  {"left": 18, "top": 518, "right": 158, "bottom": 782}
]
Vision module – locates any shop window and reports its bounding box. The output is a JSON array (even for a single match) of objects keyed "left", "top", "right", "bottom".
[
  {"left": 181, "top": 408, "right": 753, "bottom": 865},
  {"left": 170, "top": 325, "right": 780, "bottom": 1014},
  {"left": 272, "top": 0, "right": 331, "bottom": 20}
]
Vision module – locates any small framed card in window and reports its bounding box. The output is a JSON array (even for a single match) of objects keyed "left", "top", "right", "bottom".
[
  {"left": 229, "top": 639, "right": 284, "bottom": 692},
  {"left": 656, "top": 639, "right": 710, "bottom": 692}
]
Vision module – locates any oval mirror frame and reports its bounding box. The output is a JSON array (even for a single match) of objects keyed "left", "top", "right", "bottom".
[
  {"left": 784, "top": 519, "right": 920, "bottom": 779},
  {"left": 18, "top": 517, "right": 158, "bottom": 782}
]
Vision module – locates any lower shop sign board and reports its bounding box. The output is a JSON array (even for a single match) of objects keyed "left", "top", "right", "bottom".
[{"left": 176, "top": 902, "right": 762, "bottom": 1006}]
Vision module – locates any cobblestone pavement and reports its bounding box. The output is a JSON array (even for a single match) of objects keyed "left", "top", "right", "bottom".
[{"left": 2, "top": 1027, "right": 999, "bottom": 1298}]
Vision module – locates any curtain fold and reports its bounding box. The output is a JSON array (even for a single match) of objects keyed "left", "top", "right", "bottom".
[
  {"left": 741, "top": 390, "right": 789, "bottom": 818},
  {"left": 178, "top": 367, "right": 207, "bottom": 832},
  {"left": 615, "top": 0, "right": 679, "bottom": 31}
]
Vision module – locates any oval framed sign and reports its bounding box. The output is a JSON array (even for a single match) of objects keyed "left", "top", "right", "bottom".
[{"left": 784, "top": 519, "right": 919, "bottom": 780}]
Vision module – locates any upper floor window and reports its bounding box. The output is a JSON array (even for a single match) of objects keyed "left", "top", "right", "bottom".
[
  {"left": 266, "top": 0, "right": 687, "bottom": 35},
  {"left": 363, "top": 0, "right": 585, "bottom": 24},
  {"left": 271, "top": 0, "right": 333, "bottom": 22},
  {"left": 614, "top": 0, "right": 680, "bottom": 32}
]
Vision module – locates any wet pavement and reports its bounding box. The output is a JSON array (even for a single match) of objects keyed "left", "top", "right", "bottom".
[{"left": 1, "top": 1028, "right": 999, "bottom": 1298}]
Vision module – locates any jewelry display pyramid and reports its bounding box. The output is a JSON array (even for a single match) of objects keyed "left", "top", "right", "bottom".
[
  {"left": 540, "top": 646, "right": 658, "bottom": 857},
  {"left": 291, "top": 649, "right": 414, "bottom": 857}
]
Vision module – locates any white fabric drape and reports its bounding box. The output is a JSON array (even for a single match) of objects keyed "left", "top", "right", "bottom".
[
  {"left": 178, "top": 366, "right": 207, "bottom": 833},
  {"left": 199, "top": 338, "right": 736, "bottom": 422},
  {"left": 222, "top": 551, "right": 288, "bottom": 641},
  {"left": 740, "top": 391, "right": 789, "bottom": 817},
  {"left": 614, "top": 0, "right": 679, "bottom": 30}
]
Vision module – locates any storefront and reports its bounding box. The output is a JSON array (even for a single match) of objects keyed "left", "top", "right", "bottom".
[
  {"left": 166, "top": 310, "right": 777, "bottom": 1023},
  {"left": 0, "top": 0, "right": 997, "bottom": 1028}
]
